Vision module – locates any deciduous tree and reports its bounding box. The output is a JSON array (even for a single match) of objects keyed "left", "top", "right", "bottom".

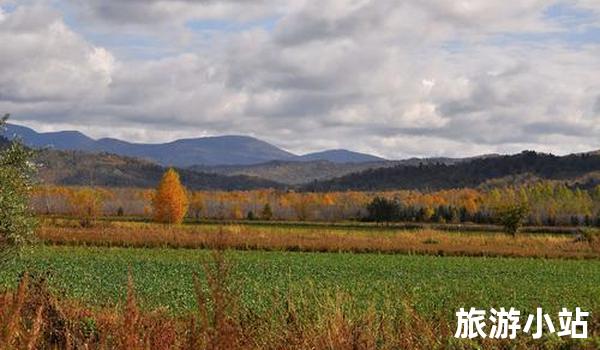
[
  {"left": 152, "top": 169, "right": 189, "bottom": 224},
  {"left": 0, "top": 115, "right": 37, "bottom": 262}
]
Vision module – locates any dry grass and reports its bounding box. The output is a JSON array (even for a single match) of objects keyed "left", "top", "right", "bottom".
[
  {"left": 2, "top": 251, "right": 598, "bottom": 349},
  {"left": 37, "top": 219, "right": 600, "bottom": 259}
]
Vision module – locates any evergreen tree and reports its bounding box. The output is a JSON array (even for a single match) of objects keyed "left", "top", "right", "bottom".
[
  {"left": 366, "top": 197, "right": 400, "bottom": 223},
  {"left": 260, "top": 203, "right": 273, "bottom": 220}
]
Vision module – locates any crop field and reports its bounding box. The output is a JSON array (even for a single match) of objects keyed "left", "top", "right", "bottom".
[
  {"left": 3, "top": 220, "right": 600, "bottom": 348},
  {"left": 1, "top": 245, "right": 600, "bottom": 318},
  {"left": 36, "top": 219, "right": 600, "bottom": 259}
]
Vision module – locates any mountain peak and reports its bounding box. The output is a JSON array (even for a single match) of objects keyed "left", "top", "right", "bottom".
[
  {"left": 300, "top": 149, "right": 386, "bottom": 163},
  {"left": 4, "top": 124, "right": 97, "bottom": 151},
  {"left": 2, "top": 123, "right": 387, "bottom": 167}
]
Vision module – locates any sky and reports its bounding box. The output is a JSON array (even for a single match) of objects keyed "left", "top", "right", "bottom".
[{"left": 0, "top": 0, "right": 600, "bottom": 159}]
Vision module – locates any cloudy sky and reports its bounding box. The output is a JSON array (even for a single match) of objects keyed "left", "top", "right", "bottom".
[{"left": 1, "top": 0, "right": 600, "bottom": 159}]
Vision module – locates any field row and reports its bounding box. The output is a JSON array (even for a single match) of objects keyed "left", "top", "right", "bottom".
[{"left": 37, "top": 220, "right": 600, "bottom": 259}]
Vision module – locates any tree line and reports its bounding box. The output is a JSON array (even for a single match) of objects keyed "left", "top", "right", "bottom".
[{"left": 31, "top": 178, "right": 600, "bottom": 228}]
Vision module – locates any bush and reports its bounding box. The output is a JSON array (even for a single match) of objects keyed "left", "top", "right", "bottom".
[{"left": 578, "top": 228, "right": 600, "bottom": 247}]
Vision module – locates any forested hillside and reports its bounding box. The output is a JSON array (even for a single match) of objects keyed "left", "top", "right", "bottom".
[
  {"left": 304, "top": 151, "right": 600, "bottom": 191},
  {"left": 192, "top": 160, "right": 397, "bottom": 184},
  {"left": 194, "top": 156, "right": 492, "bottom": 185},
  {"left": 34, "top": 149, "right": 284, "bottom": 190}
]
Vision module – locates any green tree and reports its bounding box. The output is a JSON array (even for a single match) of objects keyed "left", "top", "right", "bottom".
[
  {"left": 496, "top": 203, "right": 529, "bottom": 237},
  {"left": 0, "top": 115, "right": 37, "bottom": 263},
  {"left": 366, "top": 197, "right": 400, "bottom": 223}
]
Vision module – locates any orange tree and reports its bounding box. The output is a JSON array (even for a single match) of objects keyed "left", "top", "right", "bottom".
[{"left": 152, "top": 169, "right": 189, "bottom": 224}]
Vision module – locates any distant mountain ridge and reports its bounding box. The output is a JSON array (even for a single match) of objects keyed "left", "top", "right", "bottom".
[
  {"left": 3, "top": 123, "right": 388, "bottom": 167},
  {"left": 298, "top": 149, "right": 385, "bottom": 163}
]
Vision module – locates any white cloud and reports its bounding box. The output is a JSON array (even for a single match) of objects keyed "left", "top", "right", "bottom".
[
  {"left": 0, "top": 5, "right": 114, "bottom": 103},
  {"left": 1, "top": 0, "right": 600, "bottom": 158}
]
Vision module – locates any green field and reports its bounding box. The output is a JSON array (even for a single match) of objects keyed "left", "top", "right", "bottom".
[{"left": 1, "top": 245, "right": 599, "bottom": 319}]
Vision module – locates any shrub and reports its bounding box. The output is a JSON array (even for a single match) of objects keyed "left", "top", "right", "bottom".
[{"left": 578, "top": 228, "right": 600, "bottom": 247}]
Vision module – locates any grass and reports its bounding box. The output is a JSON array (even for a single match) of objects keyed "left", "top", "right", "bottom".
[
  {"left": 1, "top": 245, "right": 600, "bottom": 317},
  {"left": 42, "top": 214, "right": 585, "bottom": 234},
  {"left": 36, "top": 219, "right": 600, "bottom": 259}
]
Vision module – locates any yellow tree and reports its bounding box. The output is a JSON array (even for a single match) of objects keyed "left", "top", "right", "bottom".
[
  {"left": 152, "top": 169, "right": 189, "bottom": 224},
  {"left": 189, "top": 191, "right": 205, "bottom": 221},
  {"left": 66, "top": 187, "right": 107, "bottom": 227}
]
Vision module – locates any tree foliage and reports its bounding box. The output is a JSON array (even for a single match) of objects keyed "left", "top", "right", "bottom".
[
  {"left": 366, "top": 197, "right": 400, "bottom": 223},
  {"left": 260, "top": 203, "right": 273, "bottom": 220},
  {"left": 189, "top": 192, "right": 205, "bottom": 220},
  {"left": 152, "top": 168, "right": 189, "bottom": 224},
  {"left": 496, "top": 203, "right": 529, "bottom": 236},
  {"left": 66, "top": 187, "right": 111, "bottom": 227},
  {"left": 25, "top": 182, "right": 600, "bottom": 227},
  {"left": 0, "top": 115, "right": 37, "bottom": 262}
]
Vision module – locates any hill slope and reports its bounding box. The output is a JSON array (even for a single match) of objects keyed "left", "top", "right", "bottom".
[
  {"left": 192, "top": 160, "right": 397, "bottom": 185},
  {"left": 303, "top": 151, "right": 600, "bottom": 191},
  {"left": 35, "top": 149, "right": 284, "bottom": 190},
  {"left": 193, "top": 156, "right": 495, "bottom": 185}
]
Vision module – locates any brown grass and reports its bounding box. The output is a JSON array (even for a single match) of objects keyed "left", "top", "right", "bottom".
[
  {"left": 37, "top": 220, "right": 600, "bottom": 259},
  {"left": 1, "top": 251, "right": 598, "bottom": 349}
]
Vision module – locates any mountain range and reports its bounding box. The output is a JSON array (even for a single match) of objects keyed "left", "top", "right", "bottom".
[
  {"left": 4, "top": 123, "right": 600, "bottom": 192},
  {"left": 2, "top": 123, "right": 385, "bottom": 167}
]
